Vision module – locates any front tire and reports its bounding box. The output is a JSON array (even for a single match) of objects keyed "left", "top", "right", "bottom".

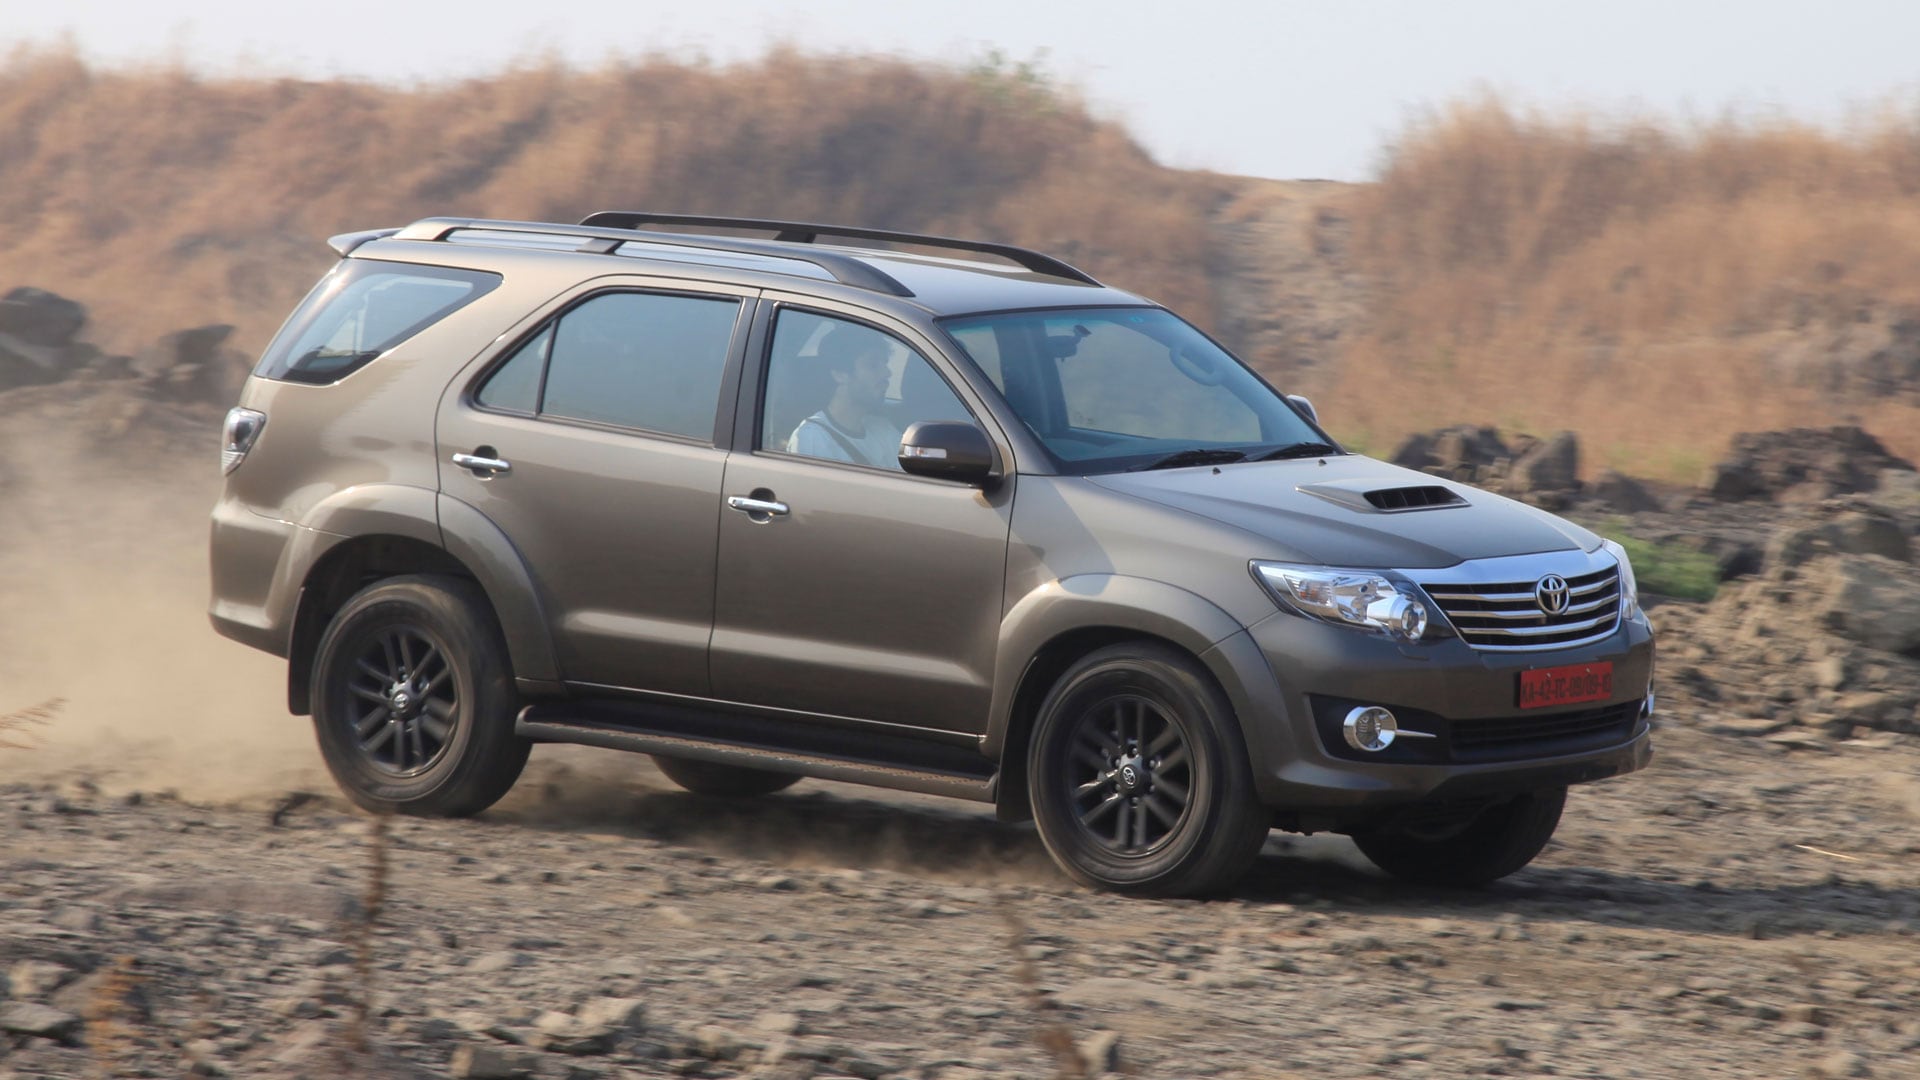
[
  {"left": 1027, "top": 642, "right": 1269, "bottom": 897},
  {"left": 310, "top": 575, "right": 529, "bottom": 817},
  {"left": 651, "top": 755, "right": 802, "bottom": 797},
  {"left": 1352, "top": 787, "right": 1567, "bottom": 887}
]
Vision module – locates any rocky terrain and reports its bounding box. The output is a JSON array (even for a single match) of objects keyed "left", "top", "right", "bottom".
[{"left": 3, "top": 288, "right": 1919, "bottom": 1079}]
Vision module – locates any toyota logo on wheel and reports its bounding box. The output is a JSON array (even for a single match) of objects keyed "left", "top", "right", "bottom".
[{"left": 1535, "top": 574, "right": 1571, "bottom": 615}]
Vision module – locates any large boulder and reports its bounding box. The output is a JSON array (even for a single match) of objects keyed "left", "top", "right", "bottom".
[
  {"left": 1591, "top": 469, "right": 1664, "bottom": 514},
  {"left": 1811, "top": 555, "right": 1920, "bottom": 657},
  {"left": 138, "top": 324, "right": 250, "bottom": 404},
  {"left": 1388, "top": 425, "right": 1591, "bottom": 509},
  {"left": 0, "top": 287, "right": 86, "bottom": 347},
  {"left": 1705, "top": 426, "right": 1914, "bottom": 503},
  {"left": 0, "top": 336, "right": 69, "bottom": 390},
  {"left": 1391, "top": 425, "right": 1511, "bottom": 480},
  {"left": 1509, "top": 431, "right": 1581, "bottom": 506},
  {"left": 1765, "top": 510, "right": 1913, "bottom": 575}
]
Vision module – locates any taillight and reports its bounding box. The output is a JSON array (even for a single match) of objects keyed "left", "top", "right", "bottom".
[{"left": 222, "top": 407, "right": 266, "bottom": 475}]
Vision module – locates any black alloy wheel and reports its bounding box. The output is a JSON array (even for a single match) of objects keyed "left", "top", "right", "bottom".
[
  {"left": 1028, "top": 641, "right": 1269, "bottom": 897},
  {"left": 1351, "top": 786, "right": 1568, "bottom": 887},
  {"left": 343, "top": 626, "right": 458, "bottom": 777},
  {"left": 311, "top": 575, "right": 529, "bottom": 817},
  {"left": 1064, "top": 695, "right": 1195, "bottom": 857}
]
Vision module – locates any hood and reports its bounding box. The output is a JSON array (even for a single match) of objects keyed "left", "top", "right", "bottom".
[{"left": 1089, "top": 454, "right": 1597, "bottom": 569}]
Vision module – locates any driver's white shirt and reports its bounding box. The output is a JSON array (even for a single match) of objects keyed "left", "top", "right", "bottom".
[{"left": 788, "top": 411, "right": 904, "bottom": 471}]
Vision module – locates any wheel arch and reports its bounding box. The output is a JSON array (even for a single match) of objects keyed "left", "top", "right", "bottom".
[
  {"left": 283, "top": 489, "right": 562, "bottom": 714},
  {"left": 985, "top": 575, "right": 1253, "bottom": 822},
  {"left": 286, "top": 534, "right": 478, "bottom": 715}
]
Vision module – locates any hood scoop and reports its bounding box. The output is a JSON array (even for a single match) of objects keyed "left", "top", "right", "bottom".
[{"left": 1297, "top": 479, "right": 1469, "bottom": 514}]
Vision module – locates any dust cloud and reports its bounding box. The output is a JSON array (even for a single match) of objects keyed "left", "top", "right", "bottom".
[
  {"left": 0, "top": 386, "right": 317, "bottom": 801},
  {"left": 0, "top": 384, "right": 1361, "bottom": 887}
]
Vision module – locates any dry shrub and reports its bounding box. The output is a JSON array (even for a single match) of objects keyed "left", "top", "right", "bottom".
[
  {"left": 996, "top": 898, "right": 1092, "bottom": 1079},
  {"left": 0, "top": 697, "right": 62, "bottom": 749},
  {"left": 0, "top": 45, "right": 1220, "bottom": 356},
  {"left": 1323, "top": 97, "right": 1920, "bottom": 479}
]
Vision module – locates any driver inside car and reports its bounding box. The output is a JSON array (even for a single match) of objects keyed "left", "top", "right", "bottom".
[{"left": 787, "top": 327, "right": 904, "bottom": 470}]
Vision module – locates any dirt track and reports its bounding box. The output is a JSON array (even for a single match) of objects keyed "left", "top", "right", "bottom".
[
  {"left": 3, "top": 386, "right": 1919, "bottom": 1079},
  {"left": 4, "top": 700, "right": 1919, "bottom": 1079}
]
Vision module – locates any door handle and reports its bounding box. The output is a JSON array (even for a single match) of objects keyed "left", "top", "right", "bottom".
[
  {"left": 725, "top": 495, "right": 789, "bottom": 517},
  {"left": 451, "top": 451, "right": 512, "bottom": 475}
]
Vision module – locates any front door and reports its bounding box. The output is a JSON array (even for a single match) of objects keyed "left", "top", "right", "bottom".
[
  {"left": 436, "top": 281, "right": 754, "bottom": 695},
  {"left": 709, "top": 304, "right": 1014, "bottom": 734}
]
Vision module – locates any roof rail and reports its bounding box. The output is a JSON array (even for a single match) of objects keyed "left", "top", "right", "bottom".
[
  {"left": 577, "top": 211, "right": 1101, "bottom": 286},
  {"left": 389, "top": 217, "right": 914, "bottom": 296}
]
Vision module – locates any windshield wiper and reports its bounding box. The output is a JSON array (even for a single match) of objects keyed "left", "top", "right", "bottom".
[
  {"left": 1130, "top": 448, "right": 1249, "bottom": 471},
  {"left": 1252, "top": 441, "right": 1342, "bottom": 461}
]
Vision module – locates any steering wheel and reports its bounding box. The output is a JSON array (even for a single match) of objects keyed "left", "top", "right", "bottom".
[{"left": 1170, "top": 345, "right": 1227, "bottom": 387}]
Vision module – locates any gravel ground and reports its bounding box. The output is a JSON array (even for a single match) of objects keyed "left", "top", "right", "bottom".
[
  {"left": 3, "top": 387, "right": 1917, "bottom": 1078},
  {"left": 3, "top": 697, "right": 1918, "bottom": 1080}
]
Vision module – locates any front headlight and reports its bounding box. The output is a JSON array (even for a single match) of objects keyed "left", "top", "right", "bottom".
[
  {"left": 1252, "top": 561, "right": 1431, "bottom": 642},
  {"left": 1600, "top": 539, "right": 1641, "bottom": 618}
]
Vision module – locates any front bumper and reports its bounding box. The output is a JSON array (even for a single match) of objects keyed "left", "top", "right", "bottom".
[{"left": 1200, "top": 604, "right": 1655, "bottom": 817}]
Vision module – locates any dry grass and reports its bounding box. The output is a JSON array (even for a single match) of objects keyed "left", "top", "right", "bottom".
[
  {"left": 997, "top": 897, "right": 1104, "bottom": 1079},
  {"left": 0, "top": 697, "right": 62, "bottom": 749},
  {"left": 82, "top": 955, "right": 142, "bottom": 1079},
  {"left": 345, "top": 808, "right": 392, "bottom": 1054},
  {"left": 0, "top": 45, "right": 1222, "bottom": 358},
  {"left": 10, "top": 47, "right": 1920, "bottom": 483},
  {"left": 1318, "top": 97, "right": 1920, "bottom": 480}
]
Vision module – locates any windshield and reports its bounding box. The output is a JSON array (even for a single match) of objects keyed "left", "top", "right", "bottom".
[{"left": 941, "top": 306, "right": 1331, "bottom": 473}]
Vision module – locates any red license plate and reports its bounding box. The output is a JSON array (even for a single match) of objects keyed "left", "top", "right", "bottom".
[{"left": 1517, "top": 661, "right": 1614, "bottom": 709}]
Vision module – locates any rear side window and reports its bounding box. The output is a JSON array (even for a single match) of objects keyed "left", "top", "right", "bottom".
[
  {"left": 475, "top": 325, "right": 550, "bottom": 414},
  {"left": 476, "top": 291, "right": 741, "bottom": 440},
  {"left": 257, "top": 260, "right": 501, "bottom": 385}
]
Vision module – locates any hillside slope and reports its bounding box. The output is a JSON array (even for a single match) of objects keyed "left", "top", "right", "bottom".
[
  {"left": 0, "top": 48, "right": 1224, "bottom": 355},
  {"left": 5, "top": 54, "right": 1920, "bottom": 479},
  {"left": 1320, "top": 100, "right": 1920, "bottom": 474}
]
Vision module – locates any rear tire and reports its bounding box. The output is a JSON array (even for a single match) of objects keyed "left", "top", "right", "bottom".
[
  {"left": 651, "top": 755, "right": 802, "bottom": 797},
  {"left": 1352, "top": 787, "right": 1567, "bottom": 887},
  {"left": 1026, "top": 642, "right": 1269, "bottom": 897},
  {"left": 310, "top": 575, "right": 529, "bottom": 817}
]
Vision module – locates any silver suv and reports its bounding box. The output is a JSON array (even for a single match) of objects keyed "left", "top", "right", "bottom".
[{"left": 210, "top": 212, "right": 1654, "bottom": 896}]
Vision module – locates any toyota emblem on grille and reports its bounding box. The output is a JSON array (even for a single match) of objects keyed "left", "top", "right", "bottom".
[{"left": 1535, "top": 574, "right": 1571, "bottom": 615}]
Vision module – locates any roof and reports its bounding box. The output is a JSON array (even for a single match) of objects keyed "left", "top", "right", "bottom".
[{"left": 341, "top": 215, "right": 1148, "bottom": 317}]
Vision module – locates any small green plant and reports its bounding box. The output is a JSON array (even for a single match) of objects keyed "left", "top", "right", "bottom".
[
  {"left": 1588, "top": 520, "right": 1721, "bottom": 601},
  {"left": 965, "top": 47, "right": 1059, "bottom": 112}
]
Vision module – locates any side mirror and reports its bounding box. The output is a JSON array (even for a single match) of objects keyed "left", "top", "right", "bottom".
[
  {"left": 898, "top": 420, "right": 996, "bottom": 485},
  {"left": 1287, "top": 394, "right": 1319, "bottom": 425}
]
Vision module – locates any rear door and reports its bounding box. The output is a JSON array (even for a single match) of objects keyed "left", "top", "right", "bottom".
[
  {"left": 707, "top": 299, "right": 1015, "bottom": 734},
  {"left": 436, "top": 278, "right": 755, "bottom": 695}
]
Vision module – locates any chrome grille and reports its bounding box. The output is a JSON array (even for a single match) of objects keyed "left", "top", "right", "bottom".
[{"left": 1423, "top": 566, "right": 1621, "bottom": 651}]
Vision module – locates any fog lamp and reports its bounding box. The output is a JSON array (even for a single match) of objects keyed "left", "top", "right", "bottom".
[{"left": 1343, "top": 706, "right": 1400, "bottom": 752}]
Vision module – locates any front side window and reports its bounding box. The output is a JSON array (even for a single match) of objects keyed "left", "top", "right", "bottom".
[
  {"left": 478, "top": 291, "right": 741, "bottom": 439},
  {"left": 760, "top": 310, "right": 972, "bottom": 472},
  {"left": 257, "top": 260, "right": 500, "bottom": 384},
  {"left": 943, "top": 306, "right": 1327, "bottom": 473}
]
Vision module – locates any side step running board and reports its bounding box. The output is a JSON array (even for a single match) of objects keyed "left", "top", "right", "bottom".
[{"left": 516, "top": 699, "right": 998, "bottom": 803}]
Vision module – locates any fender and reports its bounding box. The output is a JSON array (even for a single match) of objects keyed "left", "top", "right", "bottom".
[
  {"left": 261, "top": 483, "right": 447, "bottom": 655},
  {"left": 435, "top": 492, "right": 560, "bottom": 685},
  {"left": 298, "top": 483, "right": 443, "bottom": 545},
  {"left": 982, "top": 573, "right": 1249, "bottom": 761}
]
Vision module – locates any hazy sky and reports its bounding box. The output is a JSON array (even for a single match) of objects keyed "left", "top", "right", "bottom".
[{"left": 6, "top": 0, "right": 1918, "bottom": 180}]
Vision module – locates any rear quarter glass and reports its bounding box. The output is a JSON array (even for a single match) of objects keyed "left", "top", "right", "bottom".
[{"left": 255, "top": 259, "right": 502, "bottom": 385}]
